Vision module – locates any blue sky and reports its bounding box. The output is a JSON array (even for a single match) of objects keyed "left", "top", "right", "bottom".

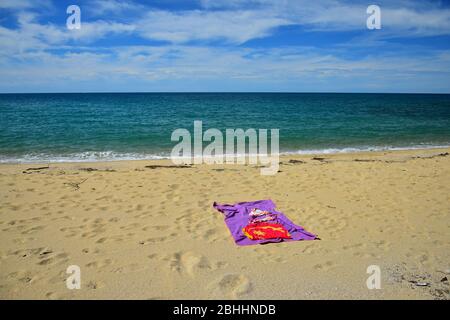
[{"left": 1, "top": 0, "right": 450, "bottom": 93}]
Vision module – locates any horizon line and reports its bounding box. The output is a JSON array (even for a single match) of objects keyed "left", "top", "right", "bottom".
[{"left": 1, "top": 91, "right": 450, "bottom": 95}]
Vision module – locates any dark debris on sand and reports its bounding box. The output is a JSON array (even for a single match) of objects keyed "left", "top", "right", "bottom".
[{"left": 144, "top": 164, "right": 193, "bottom": 169}]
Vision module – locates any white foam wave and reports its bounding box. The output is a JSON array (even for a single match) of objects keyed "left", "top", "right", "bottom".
[
  {"left": 0, "top": 151, "right": 169, "bottom": 164},
  {"left": 280, "top": 144, "right": 450, "bottom": 155},
  {"left": 1, "top": 144, "right": 449, "bottom": 164}
]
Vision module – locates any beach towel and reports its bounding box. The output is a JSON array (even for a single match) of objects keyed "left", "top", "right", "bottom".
[
  {"left": 213, "top": 200, "right": 317, "bottom": 246},
  {"left": 243, "top": 222, "right": 292, "bottom": 240}
]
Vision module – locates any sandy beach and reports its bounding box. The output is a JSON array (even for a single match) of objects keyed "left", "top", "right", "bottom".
[{"left": 0, "top": 148, "right": 449, "bottom": 300}]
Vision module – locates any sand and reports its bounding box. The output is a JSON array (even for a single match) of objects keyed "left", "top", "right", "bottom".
[{"left": 0, "top": 148, "right": 449, "bottom": 300}]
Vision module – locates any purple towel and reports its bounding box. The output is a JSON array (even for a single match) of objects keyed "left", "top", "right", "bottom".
[{"left": 213, "top": 199, "right": 317, "bottom": 246}]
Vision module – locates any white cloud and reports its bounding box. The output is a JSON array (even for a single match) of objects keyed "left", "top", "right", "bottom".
[
  {"left": 136, "top": 10, "right": 291, "bottom": 44},
  {"left": 382, "top": 7, "right": 450, "bottom": 37},
  {"left": 200, "top": 0, "right": 450, "bottom": 37},
  {"left": 0, "top": 12, "right": 135, "bottom": 56},
  {"left": 0, "top": 0, "right": 42, "bottom": 9},
  {"left": 2, "top": 44, "right": 450, "bottom": 92},
  {"left": 89, "top": 0, "right": 144, "bottom": 16},
  {"left": 127, "top": 1, "right": 450, "bottom": 44},
  {"left": 2, "top": 0, "right": 450, "bottom": 49},
  {"left": 199, "top": 0, "right": 272, "bottom": 10},
  {"left": 66, "top": 21, "right": 135, "bottom": 42}
]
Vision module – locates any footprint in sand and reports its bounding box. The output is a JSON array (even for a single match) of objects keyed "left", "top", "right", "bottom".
[
  {"left": 8, "top": 247, "right": 69, "bottom": 267},
  {"left": 86, "top": 280, "right": 103, "bottom": 290},
  {"left": 12, "top": 237, "right": 35, "bottom": 244},
  {"left": 6, "top": 270, "right": 35, "bottom": 284},
  {"left": 113, "top": 262, "right": 151, "bottom": 274},
  {"left": 85, "top": 258, "right": 113, "bottom": 269},
  {"left": 47, "top": 270, "right": 67, "bottom": 285},
  {"left": 166, "top": 251, "right": 227, "bottom": 277},
  {"left": 210, "top": 274, "right": 252, "bottom": 299},
  {"left": 142, "top": 225, "right": 170, "bottom": 232},
  {"left": 168, "top": 251, "right": 214, "bottom": 276},
  {"left": 120, "top": 222, "right": 141, "bottom": 231},
  {"left": 148, "top": 253, "right": 159, "bottom": 260},
  {"left": 38, "top": 254, "right": 68, "bottom": 266},
  {"left": 313, "top": 260, "right": 335, "bottom": 271},
  {"left": 139, "top": 235, "right": 173, "bottom": 245},
  {"left": 21, "top": 225, "right": 45, "bottom": 234},
  {"left": 202, "top": 227, "right": 229, "bottom": 242},
  {"left": 45, "top": 292, "right": 60, "bottom": 300}
]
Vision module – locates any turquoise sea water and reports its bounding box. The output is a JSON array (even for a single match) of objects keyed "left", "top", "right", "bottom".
[{"left": 1, "top": 93, "right": 450, "bottom": 163}]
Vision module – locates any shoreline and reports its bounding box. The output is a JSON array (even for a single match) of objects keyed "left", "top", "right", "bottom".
[
  {"left": 0, "top": 146, "right": 450, "bottom": 166},
  {"left": 1, "top": 146, "right": 449, "bottom": 168}
]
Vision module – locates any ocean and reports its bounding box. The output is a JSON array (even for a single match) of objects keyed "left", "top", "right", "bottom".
[{"left": 1, "top": 93, "right": 450, "bottom": 163}]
